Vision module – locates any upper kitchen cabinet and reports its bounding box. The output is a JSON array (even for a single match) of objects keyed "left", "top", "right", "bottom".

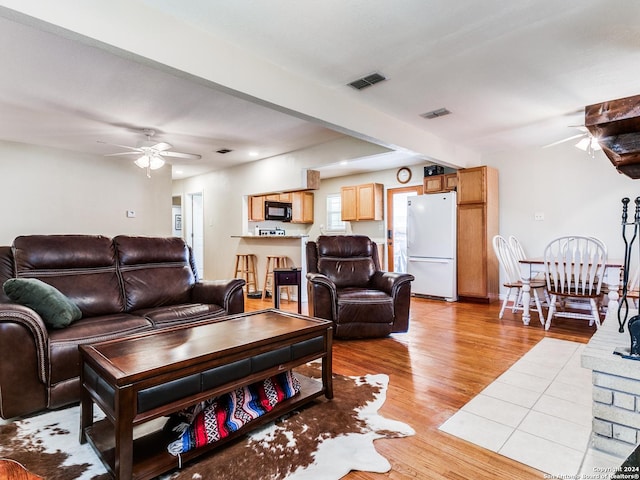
[
  {"left": 248, "top": 191, "right": 314, "bottom": 223},
  {"left": 341, "top": 183, "right": 384, "bottom": 221},
  {"left": 291, "top": 191, "right": 314, "bottom": 224},
  {"left": 423, "top": 173, "right": 458, "bottom": 194},
  {"left": 457, "top": 168, "right": 488, "bottom": 204},
  {"left": 249, "top": 195, "right": 265, "bottom": 221}
]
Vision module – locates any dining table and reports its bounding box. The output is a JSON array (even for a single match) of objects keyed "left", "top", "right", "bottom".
[{"left": 518, "top": 257, "right": 624, "bottom": 326}]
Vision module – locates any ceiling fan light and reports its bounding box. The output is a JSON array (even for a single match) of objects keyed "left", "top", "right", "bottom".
[
  {"left": 575, "top": 138, "right": 590, "bottom": 151},
  {"left": 149, "top": 156, "right": 165, "bottom": 170},
  {"left": 134, "top": 155, "right": 150, "bottom": 168}
]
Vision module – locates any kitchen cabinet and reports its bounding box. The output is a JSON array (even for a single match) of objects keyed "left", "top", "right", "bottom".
[
  {"left": 423, "top": 173, "right": 458, "bottom": 193},
  {"left": 341, "top": 186, "right": 358, "bottom": 221},
  {"left": 341, "top": 183, "right": 383, "bottom": 221},
  {"left": 249, "top": 191, "right": 312, "bottom": 223},
  {"left": 291, "top": 191, "right": 314, "bottom": 223},
  {"left": 249, "top": 195, "right": 265, "bottom": 221},
  {"left": 456, "top": 166, "right": 499, "bottom": 303},
  {"left": 444, "top": 173, "right": 458, "bottom": 191},
  {"left": 457, "top": 168, "right": 487, "bottom": 204}
]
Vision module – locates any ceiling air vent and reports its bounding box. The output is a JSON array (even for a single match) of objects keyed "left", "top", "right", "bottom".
[
  {"left": 420, "top": 108, "right": 452, "bottom": 119},
  {"left": 216, "top": 148, "right": 232, "bottom": 154},
  {"left": 348, "top": 72, "right": 387, "bottom": 90}
]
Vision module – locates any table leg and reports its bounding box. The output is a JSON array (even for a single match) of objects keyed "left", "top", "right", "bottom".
[
  {"left": 520, "top": 262, "right": 532, "bottom": 326},
  {"left": 605, "top": 265, "right": 621, "bottom": 314},
  {"left": 79, "top": 385, "right": 93, "bottom": 444},
  {"left": 114, "top": 388, "right": 135, "bottom": 480},
  {"left": 323, "top": 330, "right": 333, "bottom": 400}
]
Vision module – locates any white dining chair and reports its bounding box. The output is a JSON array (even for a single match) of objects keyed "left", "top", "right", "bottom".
[
  {"left": 492, "top": 235, "right": 545, "bottom": 323},
  {"left": 543, "top": 235, "right": 607, "bottom": 330},
  {"left": 508, "top": 234, "right": 550, "bottom": 306},
  {"left": 508, "top": 235, "right": 527, "bottom": 262}
]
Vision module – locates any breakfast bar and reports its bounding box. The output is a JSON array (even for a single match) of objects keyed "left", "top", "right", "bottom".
[{"left": 231, "top": 234, "right": 309, "bottom": 303}]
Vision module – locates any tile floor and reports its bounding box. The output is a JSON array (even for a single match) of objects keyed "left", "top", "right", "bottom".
[{"left": 439, "top": 337, "right": 625, "bottom": 478}]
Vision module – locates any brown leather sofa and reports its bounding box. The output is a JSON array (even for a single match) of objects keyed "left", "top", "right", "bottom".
[
  {"left": 0, "top": 234, "right": 245, "bottom": 419},
  {"left": 306, "top": 235, "right": 414, "bottom": 339}
]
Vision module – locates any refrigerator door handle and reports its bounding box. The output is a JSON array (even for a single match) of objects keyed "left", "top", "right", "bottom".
[{"left": 408, "top": 257, "right": 452, "bottom": 263}]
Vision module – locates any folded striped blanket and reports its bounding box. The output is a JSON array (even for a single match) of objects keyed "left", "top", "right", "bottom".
[{"left": 167, "top": 370, "right": 301, "bottom": 455}]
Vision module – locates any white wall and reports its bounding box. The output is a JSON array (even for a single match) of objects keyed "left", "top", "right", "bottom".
[
  {"left": 484, "top": 141, "right": 636, "bottom": 261},
  {"left": 0, "top": 140, "right": 173, "bottom": 244}
]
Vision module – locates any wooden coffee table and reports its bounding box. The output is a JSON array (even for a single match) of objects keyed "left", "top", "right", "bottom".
[{"left": 79, "top": 309, "right": 333, "bottom": 480}]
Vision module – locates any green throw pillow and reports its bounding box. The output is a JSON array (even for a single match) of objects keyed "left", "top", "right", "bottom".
[{"left": 3, "top": 278, "right": 82, "bottom": 329}]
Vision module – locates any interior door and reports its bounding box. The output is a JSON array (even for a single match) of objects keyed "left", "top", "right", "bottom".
[
  {"left": 185, "top": 192, "right": 205, "bottom": 278},
  {"left": 386, "top": 185, "right": 422, "bottom": 272}
]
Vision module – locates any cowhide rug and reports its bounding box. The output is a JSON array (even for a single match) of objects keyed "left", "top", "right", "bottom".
[{"left": 0, "top": 363, "right": 414, "bottom": 480}]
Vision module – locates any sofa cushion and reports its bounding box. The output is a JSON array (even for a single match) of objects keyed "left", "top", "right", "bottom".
[
  {"left": 134, "top": 303, "right": 227, "bottom": 327},
  {"left": 48, "top": 313, "right": 153, "bottom": 385},
  {"left": 114, "top": 236, "right": 195, "bottom": 311},
  {"left": 336, "top": 288, "right": 394, "bottom": 324},
  {"left": 3, "top": 278, "right": 82, "bottom": 329},
  {"left": 12, "top": 235, "right": 125, "bottom": 317}
]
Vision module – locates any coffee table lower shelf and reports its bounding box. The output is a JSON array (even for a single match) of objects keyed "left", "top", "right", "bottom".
[{"left": 83, "top": 374, "right": 323, "bottom": 480}]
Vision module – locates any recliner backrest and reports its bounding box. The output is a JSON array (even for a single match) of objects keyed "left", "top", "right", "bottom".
[
  {"left": 0, "top": 246, "right": 14, "bottom": 303},
  {"left": 114, "top": 235, "right": 196, "bottom": 311},
  {"left": 12, "top": 235, "right": 125, "bottom": 316},
  {"left": 315, "top": 235, "right": 378, "bottom": 288}
]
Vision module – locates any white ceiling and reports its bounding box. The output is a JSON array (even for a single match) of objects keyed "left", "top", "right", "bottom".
[{"left": 1, "top": 1, "right": 640, "bottom": 179}]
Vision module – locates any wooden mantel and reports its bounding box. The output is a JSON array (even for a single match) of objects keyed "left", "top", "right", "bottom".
[{"left": 586, "top": 93, "right": 640, "bottom": 179}]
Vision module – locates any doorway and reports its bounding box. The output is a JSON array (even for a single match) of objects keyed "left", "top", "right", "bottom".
[
  {"left": 386, "top": 185, "right": 422, "bottom": 272},
  {"left": 184, "top": 192, "right": 205, "bottom": 277}
]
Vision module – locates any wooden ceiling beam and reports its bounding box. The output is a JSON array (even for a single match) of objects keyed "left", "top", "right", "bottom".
[{"left": 586, "top": 93, "right": 640, "bottom": 179}]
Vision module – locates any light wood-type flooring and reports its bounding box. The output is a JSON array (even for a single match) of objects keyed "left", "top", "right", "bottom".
[{"left": 245, "top": 294, "right": 594, "bottom": 479}]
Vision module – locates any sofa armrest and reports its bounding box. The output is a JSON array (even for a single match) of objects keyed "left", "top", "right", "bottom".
[
  {"left": 306, "top": 273, "right": 338, "bottom": 320},
  {"left": 370, "top": 272, "right": 414, "bottom": 333},
  {"left": 370, "top": 271, "right": 415, "bottom": 296},
  {"left": 191, "top": 279, "right": 246, "bottom": 315},
  {"left": 0, "top": 303, "right": 50, "bottom": 418}
]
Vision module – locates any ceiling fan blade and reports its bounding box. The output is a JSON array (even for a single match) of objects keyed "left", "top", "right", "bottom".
[
  {"left": 97, "top": 140, "right": 143, "bottom": 152},
  {"left": 159, "top": 151, "right": 202, "bottom": 160},
  {"left": 542, "top": 133, "right": 586, "bottom": 148},
  {"left": 151, "top": 142, "right": 172, "bottom": 152},
  {"left": 104, "top": 152, "right": 140, "bottom": 157}
]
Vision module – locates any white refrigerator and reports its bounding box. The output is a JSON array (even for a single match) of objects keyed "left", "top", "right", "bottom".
[{"left": 406, "top": 192, "right": 457, "bottom": 301}]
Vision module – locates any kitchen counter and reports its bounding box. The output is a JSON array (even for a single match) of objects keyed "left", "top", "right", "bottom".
[
  {"left": 231, "top": 235, "right": 309, "bottom": 239},
  {"left": 231, "top": 234, "right": 310, "bottom": 303}
]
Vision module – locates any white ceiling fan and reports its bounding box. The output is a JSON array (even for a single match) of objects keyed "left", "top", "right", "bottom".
[
  {"left": 100, "top": 129, "right": 201, "bottom": 177},
  {"left": 543, "top": 125, "right": 602, "bottom": 158}
]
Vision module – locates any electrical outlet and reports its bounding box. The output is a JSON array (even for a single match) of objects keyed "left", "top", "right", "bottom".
[
  {"left": 126, "top": 210, "right": 136, "bottom": 218},
  {"left": 534, "top": 212, "right": 544, "bottom": 221}
]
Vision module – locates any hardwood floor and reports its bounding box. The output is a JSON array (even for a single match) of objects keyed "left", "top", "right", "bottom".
[{"left": 245, "top": 295, "right": 595, "bottom": 479}]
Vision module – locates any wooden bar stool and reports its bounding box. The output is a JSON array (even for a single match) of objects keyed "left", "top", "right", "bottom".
[
  {"left": 262, "top": 255, "right": 291, "bottom": 301},
  {"left": 233, "top": 254, "right": 258, "bottom": 294}
]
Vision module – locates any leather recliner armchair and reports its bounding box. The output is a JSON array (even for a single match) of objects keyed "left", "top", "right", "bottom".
[{"left": 306, "top": 235, "right": 414, "bottom": 339}]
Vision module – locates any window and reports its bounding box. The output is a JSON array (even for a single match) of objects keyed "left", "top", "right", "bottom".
[{"left": 326, "top": 194, "right": 346, "bottom": 232}]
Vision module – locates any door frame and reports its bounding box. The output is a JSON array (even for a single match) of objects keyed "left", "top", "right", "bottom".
[
  {"left": 386, "top": 185, "right": 423, "bottom": 271},
  {"left": 184, "top": 191, "right": 205, "bottom": 277}
]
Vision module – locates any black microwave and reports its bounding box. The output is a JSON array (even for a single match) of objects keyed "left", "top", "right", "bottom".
[{"left": 264, "top": 201, "right": 292, "bottom": 222}]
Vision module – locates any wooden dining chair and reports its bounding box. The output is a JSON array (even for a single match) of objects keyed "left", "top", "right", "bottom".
[
  {"left": 492, "top": 235, "right": 545, "bottom": 324},
  {"left": 543, "top": 235, "right": 607, "bottom": 330}
]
